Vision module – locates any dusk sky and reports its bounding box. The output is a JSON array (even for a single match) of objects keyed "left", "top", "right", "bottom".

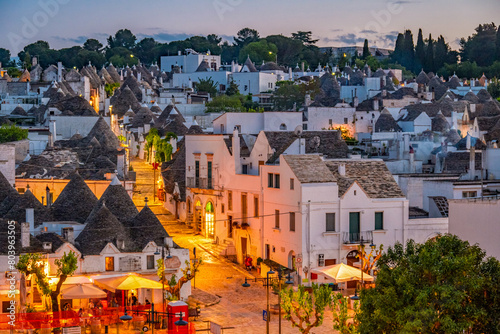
[{"left": 1, "top": 0, "right": 499, "bottom": 55}]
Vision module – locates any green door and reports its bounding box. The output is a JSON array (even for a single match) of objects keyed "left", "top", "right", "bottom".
[{"left": 349, "top": 212, "right": 360, "bottom": 242}]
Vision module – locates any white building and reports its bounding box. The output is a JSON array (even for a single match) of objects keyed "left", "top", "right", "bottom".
[
  {"left": 160, "top": 50, "right": 221, "bottom": 73},
  {"left": 213, "top": 112, "right": 302, "bottom": 134}
]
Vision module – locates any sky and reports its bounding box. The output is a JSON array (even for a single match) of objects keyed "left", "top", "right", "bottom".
[{"left": 0, "top": 0, "right": 499, "bottom": 56}]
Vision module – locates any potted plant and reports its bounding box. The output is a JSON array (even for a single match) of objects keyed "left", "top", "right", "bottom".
[
  {"left": 241, "top": 222, "right": 250, "bottom": 229},
  {"left": 256, "top": 257, "right": 263, "bottom": 274},
  {"left": 53, "top": 327, "right": 62, "bottom": 334}
]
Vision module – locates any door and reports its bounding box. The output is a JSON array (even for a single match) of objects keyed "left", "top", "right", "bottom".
[
  {"left": 241, "top": 237, "right": 248, "bottom": 259},
  {"left": 349, "top": 212, "right": 360, "bottom": 243},
  {"left": 228, "top": 215, "right": 233, "bottom": 238},
  {"left": 265, "top": 244, "right": 270, "bottom": 259},
  {"left": 346, "top": 251, "right": 358, "bottom": 289}
]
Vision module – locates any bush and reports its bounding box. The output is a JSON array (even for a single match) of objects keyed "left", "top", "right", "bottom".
[{"left": 0, "top": 124, "right": 28, "bottom": 143}]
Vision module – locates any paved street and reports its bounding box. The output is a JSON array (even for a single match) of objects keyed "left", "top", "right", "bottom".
[{"left": 131, "top": 158, "right": 338, "bottom": 333}]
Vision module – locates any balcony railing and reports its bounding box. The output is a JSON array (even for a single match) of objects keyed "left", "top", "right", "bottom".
[
  {"left": 342, "top": 231, "right": 373, "bottom": 245},
  {"left": 187, "top": 177, "right": 214, "bottom": 190}
]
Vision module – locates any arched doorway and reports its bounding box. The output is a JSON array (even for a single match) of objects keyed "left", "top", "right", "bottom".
[
  {"left": 205, "top": 201, "right": 215, "bottom": 239},
  {"left": 288, "top": 251, "right": 296, "bottom": 271}
]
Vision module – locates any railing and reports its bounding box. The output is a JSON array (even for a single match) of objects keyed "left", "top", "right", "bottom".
[
  {"left": 342, "top": 231, "right": 373, "bottom": 244},
  {"left": 186, "top": 177, "right": 213, "bottom": 189}
]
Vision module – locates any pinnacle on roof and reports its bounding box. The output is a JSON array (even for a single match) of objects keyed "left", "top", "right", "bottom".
[{"left": 126, "top": 205, "right": 169, "bottom": 250}]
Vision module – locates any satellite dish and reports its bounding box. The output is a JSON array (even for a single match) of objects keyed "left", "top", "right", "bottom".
[{"left": 294, "top": 125, "right": 303, "bottom": 136}]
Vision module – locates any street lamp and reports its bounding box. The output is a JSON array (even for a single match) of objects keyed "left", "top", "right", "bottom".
[
  {"left": 276, "top": 268, "right": 293, "bottom": 334},
  {"left": 266, "top": 270, "right": 274, "bottom": 334},
  {"left": 152, "top": 150, "right": 157, "bottom": 202}
]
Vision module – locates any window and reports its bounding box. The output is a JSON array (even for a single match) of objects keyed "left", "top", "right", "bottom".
[
  {"left": 234, "top": 125, "right": 241, "bottom": 132},
  {"left": 147, "top": 255, "right": 155, "bottom": 269},
  {"left": 254, "top": 196, "right": 259, "bottom": 217},
  {"left": 462, "top": 191, "right": 477, "bottom": 198},
  {"left": 303, "top": 123, "right": 308, "bottom": 130},
  {"left": 242, "top": 164, "right": 248, "bottom": 174},
  {"left": 275, "top": 210, "right": 280, "bottom": 229},
  {"left": 195, "top": 160, "right": 200, "bottom": 187},
  {"left": 207, "top": 161, "right": 213, "bottom": 189},
  {"left": 221, "top": 203, "right": 225, "bottom": 214},
  {"left": 326, "top": 213, "right": 335, "bottom": 232},
  {"left": 268, "top": 173, "right": 280, "bottom": 188},
  {"left": 228, "top": 191, "right": 233, "bottom": 211},
  {"left": 344, "top": 118, "right": 348, "bottom": 124},
  {"left": 329, "top": 119, "right": 333, "bottom": 125},
  {"left": 290, "top": 178, "right": 294, "bottom": 190},
  {"left": 375, "top": 212, "right": 383, "bottom": 230},
  {"left": 220, "top": 124, "right": 225, "bottom": 133},
  {"left": 280, "top": 123, "right": 287, "bottom": 130},
  {"left": 289, "top": 212, "right": 295, "bottom": 232},
  {"left": 105, "top": 257, "right": 114, "bottom": 271},
  {"left": 241, "top": 193, "right": 248, "bottom": 223}
]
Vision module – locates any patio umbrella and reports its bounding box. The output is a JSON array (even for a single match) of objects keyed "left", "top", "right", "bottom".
[
  {"left": 92, "top": 273, "right": 163, "bottom": 292},
  {"left": 60, "top": 284, "right": 107, "bottom": 299},
  {"left": 310, "top": 263, "right": 374, "bottom": 283}
]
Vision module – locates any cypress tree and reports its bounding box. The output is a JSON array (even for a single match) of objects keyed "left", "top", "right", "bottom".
[
  {"left": 415, "top": 29, "right": 426, "bottom": 72},
  {"left": 392, "top": 33, "right": 405, "bottom": 65},
  {"left": 496, "top": 26, "right": 500, "bottom": 61},
  {"left": 425, "top": 34, "right": 435, "bottom": 72},
  {"left": 434, "top": 35, "right": 448, "bottom": 73},
  {"left": 362, "top": 39, "right": 370, "bottom": 59},
  {"left": 402, "top": 30, "right": 415, "bottom": 72}
]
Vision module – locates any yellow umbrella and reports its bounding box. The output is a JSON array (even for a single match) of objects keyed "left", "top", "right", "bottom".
[
  {"left": 92, "top": 273, "right": 164, "bottom": 292},
  {"left": 61, "top": 284, "right": 107, "bottom": 299},
  {"left": 310, "top": 263, "right": 374, "bottom": 283}
]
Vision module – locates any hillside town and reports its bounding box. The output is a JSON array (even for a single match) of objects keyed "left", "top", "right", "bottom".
[{"left": 1, "top": 6, "right": 500, "bottom": 333}]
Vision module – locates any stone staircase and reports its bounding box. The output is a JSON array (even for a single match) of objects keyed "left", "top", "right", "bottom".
[{"left": 212, "top": 239, "right": 236, "bottom": 260}]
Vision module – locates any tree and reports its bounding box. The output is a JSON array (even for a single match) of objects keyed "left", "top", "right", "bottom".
[
  {"left": 362, "top": 39, "right": 370, "bottom": 59},
  {"left": 7, "top": 67, "right": 22, "bottom": 78},
  {"left": 331, "top": 293, "right": 359, "bottom": 334},
  {"left": 280, "top": 284, "right": 332, "bottom": 334},
  {"left": 357, "top": 244, "right": 383, "bottom": 276},
  {"left": 496, "top": 26, "right": 500, "bottom": 61},
  {"left": 401, "top": 30, "right": 415, "bottom": 72},
  {"left": 157, "top": 258, "right": 203, "bottom": 300},
  {"left": 135, "top": 38, "right": 158, "bottom": 65},
  {"left": 391, "top": 33, "right": 405, "bottom": 65},
  {"left": 460, "top": 23, "right": 497, "bottom": 66},
  {"left": 291, "top": 31, "right": 319, "bottom": 46},
  {"left": 487, "top": 78, "right": 500, "bottom": 99},
  {"left": 0, "top": 125, "right": 28, "bottom": 143},
  {"left": 225, "top": 80, "right": 239, "bottom": 96},
  {"left": 415, "top": 29, "right": 426, "bottom": 72},
  {"left": 16, "top": 252, "right": 78, "bottom": 312},
  {"left": 205, "top": 95, "right": 244, "bottom": 113},
  {"left": 358, "top": 235, "right": 500, "bottom": 333},
  {"left": 107, "top": 29, "right": 137, "bottom": 50},
  {"left": 194, "top": 77, "right": 218, "bottom": 96},
  {"left": 234, "top": 28, "right": 260, "bottom": 47},
  {"left": 238, "top": 40, "right": 278, "bottom": 64},
  {"left": 434, "top": 35, "right": 449, "bottom": 71},
  {"left": 425, "top": 34, "right": 435, "bottom": 72},
  {"left": 0, "top": 48, "right": 11, "bottom": 67},
  {"left": 83, "top": 39, "right": 103, "bottom": 52}
]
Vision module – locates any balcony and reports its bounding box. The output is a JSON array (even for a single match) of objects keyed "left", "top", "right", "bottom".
[
  {"left": 342, "top": 231, "right": 373, "bottom": 245},
  {"left": 187, "top": 177, "right": 214, "bottom": 190}
]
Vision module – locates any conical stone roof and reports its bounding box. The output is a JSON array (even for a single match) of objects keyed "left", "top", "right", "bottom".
[
  {"left": 89, "top": 178, "right": 138, "bottom": 223},
  {"left": 4, "top": 189, "right": 52, "bottom": 227},
  {"left": 51, "top": 172, "right": 98, "bottom": 223},
  {"left": 75, "top": 203, "right": 131, "bottom": 255},
  {"left": 126, "top": 205, "right": 168, "bottom": 250},
  {"left": 0, "top": 171, "right": 16, "bottom": 203},
  {"left": 85, "top": 117, "right": 120, "bottom": 150}
]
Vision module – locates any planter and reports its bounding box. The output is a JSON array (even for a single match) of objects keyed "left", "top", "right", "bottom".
[{"left": 53, "top": 329, "right": 62, "bottom": 334}]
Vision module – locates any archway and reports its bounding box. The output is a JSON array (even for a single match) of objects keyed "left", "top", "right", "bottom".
[
  {"left": 205, "top": 201, "right": 215, "bottom": 239},
  {"left": 288, "top": 250, "right": 296, "bottom": 271}
]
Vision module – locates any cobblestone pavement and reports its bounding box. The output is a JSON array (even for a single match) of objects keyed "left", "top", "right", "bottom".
[{"left": 131, "top": 158, "right": 338, "bottom": 333}]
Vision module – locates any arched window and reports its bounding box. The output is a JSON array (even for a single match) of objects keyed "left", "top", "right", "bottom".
[
  {"left": 187, "top": 198, "right": 192, "bottom": 214},
  {"left": 280, "top": 123, "right": 287, "bottom": 130},
  {"left": 205, "top": 201, "right": 215, "bottom": 238}
]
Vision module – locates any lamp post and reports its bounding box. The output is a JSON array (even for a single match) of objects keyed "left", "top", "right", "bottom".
[
  {"left": 242, "top": 268, "right": 293, "bottom": 334},
  {"left": 152, "top": 150, "right": 157, "bottom": 202}
]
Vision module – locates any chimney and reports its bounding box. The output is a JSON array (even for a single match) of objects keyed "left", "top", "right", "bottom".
[
  {"left": 42, "top": 242, "right": 52, "bottom": 251},
  {"left": 373, "top": 98, "right": 379, "bottom": 111},
  {"left": 301, "top": 62, "right": 305, "bottom": 73},
  {"left": 288, "top": 66, "right": 292, "bottom": 80},
  {"left": 178, "top": 50, "right": 182, "bottom": 56},
  {"left": 144, "top": 123, "right": 151, "bottom": 133},
  {"left": 32, "top": 56, "right": 38, "bottom": 67},
  {"left": 165, "top": 236, "right": 174, "bottom": 249},
  {"left": 434, "top": 153, "right": 442, "bottom": 173},
  {"left": 304, "top": 94, "right": 311, "bottom": 107},
  {"left": 62, "top": 227, "right": 75, "bottom": 244},
  {"left": 466, "top": 134, "right": 471, "bottom": 150},
  {"left": 26, "top": 208, "right": 34, "bottom": 232},
  {"left": 57, "top": 62, "right": 63, "bottom": 82},
  {"left": 117, "top": 239, "right": 125, "bottom": 250},
  {"left": 21, "top": 222, "right": 30, "bottom": 248},
  {"left": 338, "top": 163, "right": 346, "bottom": 176},
  {"left": 170, "top": 136, "right": 177, "bottom": 152},
  {"left": 469, "top": 147, "right": 476, "bottom": 180},
  {"left": 46, "top": 186, "right": 52, "bottom": 208},
  {"left": 117, "top": 151, "right": 125, "bottom": 178},
  {"left": 409, "top": 152, "right": 415, "bottom": 173},
  {"left": 137, "top": 72, "right": 141, "bottom": 82},
  {"left": 233, "top": 127, "right": 241, "bottom": 174},
  {"left": 49, "top": 119, "right": 56, "bottom": 145}
]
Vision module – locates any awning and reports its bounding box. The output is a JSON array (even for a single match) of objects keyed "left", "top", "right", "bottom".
[
  {"left": 60, "top": 284, "right": 107, "bottom": 299},
  {"left": 311, "top": 263, "right": 374, "bottom": 283},
  {"left": 92, "top": 273, "right": 164, "bottom": 292}
]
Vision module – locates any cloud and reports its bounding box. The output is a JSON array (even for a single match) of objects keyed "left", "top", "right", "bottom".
[
  {"left": 390, "top": 0, "right": 420, "bottom": 4},
  {"left": 360, "top": 30, "right": 377, "bottom": 34},
  {"left": 137, "top": 32, "right": 193, "bottom": 42},
  {"left": 52, "top": 35, "right": 88, "bottom": 44},
  {"left": 332, "top": 33, "right": 366, "bottom": 45},
  {"left": 330, "top": 29, "right": 343, "bottom": 32}
]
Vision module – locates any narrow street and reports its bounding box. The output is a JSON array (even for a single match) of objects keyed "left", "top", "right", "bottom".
[{"left": 130, "top": 158, "right": 336, "bottom": 333}]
